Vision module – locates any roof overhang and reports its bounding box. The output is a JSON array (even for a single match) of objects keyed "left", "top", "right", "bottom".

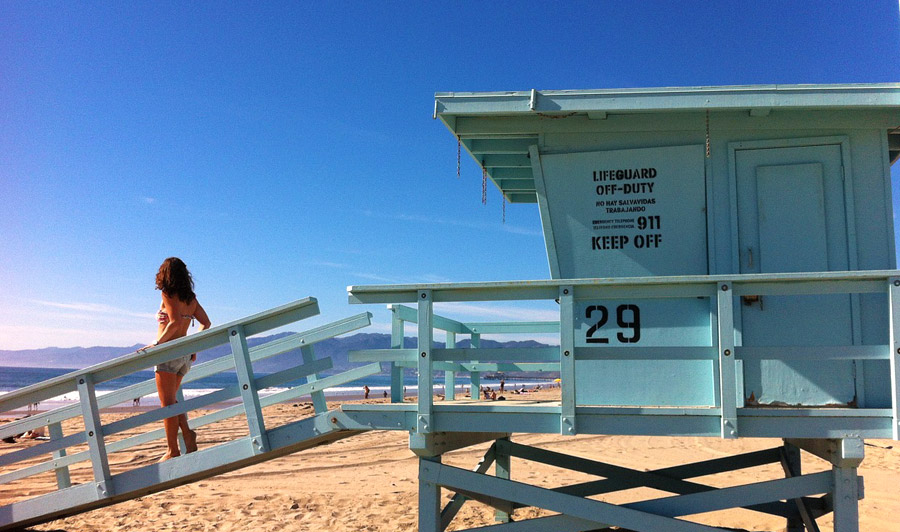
[{"left": 435, "top": 83, "right": 900, "bottom": 203}]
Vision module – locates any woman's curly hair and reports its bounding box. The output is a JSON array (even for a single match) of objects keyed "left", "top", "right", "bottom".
[{"left": 155, "top": 257, "right": 196, "bottom": 304}]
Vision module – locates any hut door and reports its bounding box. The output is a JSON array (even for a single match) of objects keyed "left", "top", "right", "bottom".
[{"left": 734, "top": 143, "right": 855, "bottom": 406}]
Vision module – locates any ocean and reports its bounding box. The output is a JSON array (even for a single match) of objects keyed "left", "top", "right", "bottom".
[{"left": 0, "top": 366, "right": 546, "bottom": 413}]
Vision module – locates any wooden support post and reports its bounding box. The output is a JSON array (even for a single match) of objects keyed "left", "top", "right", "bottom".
[
  {"left": 889, "top": 277, "right": 900, "bottom": 440},
  {"left": 301, "top": 345, "right": 328, "bottom": 414},
  {"left": 781, "top": 440, "right": 817, "bottom": 532},
  {"left": 833, "top": 465, "right": 860, "bottom": 532},
  {"left": 418, "top": 290, "right": 434, "bottom": 434},
  {"left": 559, "top": 285, "right": 576, "bottom": 436},
  {"left": 495, "top": 436, "right": 511, "bottom": 523},
  {"left": 76, "top": 373, "right": 112, "bottom": 498},
  {"left": 230, "top": 324, "right": 269, "bottom": 454},
  {"left": 391, "top": 307, "right": 405, "bottom": 403},
  {"left": 717, "top": 282, "right": 738, "bottom": 439},
  {"left": 419, "top": 456, "right": 442, "bottom": 532},
  {"left": 469, "top": 333, "right": 481, "bottom": 399},
  {"left": 446, "top": 332, "right": 457, "bottom": 401},
  {"left": 48, "top": 421, "right": 71, "bottom": 489}
]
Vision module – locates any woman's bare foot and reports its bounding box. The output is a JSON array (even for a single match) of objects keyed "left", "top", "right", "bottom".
[
  {"left": 158, "top": 450, "right": 180, "bottom": 463},
  {"left": 184, "top": 428, "right": 198, "bottom": 453}
]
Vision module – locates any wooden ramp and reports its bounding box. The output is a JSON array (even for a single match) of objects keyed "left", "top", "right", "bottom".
[
  {"left": 0, "top": 299, "right": 385, "bottom": 531},
  {"left": 0, "top": 412, "right": 367, "bottom": 531}
]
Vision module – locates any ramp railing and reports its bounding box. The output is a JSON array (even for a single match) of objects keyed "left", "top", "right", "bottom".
[
  {"left": 351, "top": 304, "right": 560, "bottom": 402},
  {"left": 348, "top": 271, "right": 900, "bottom": 441},
  {"left": 0, "top": 298, "right": 377, "bottom": 522}
]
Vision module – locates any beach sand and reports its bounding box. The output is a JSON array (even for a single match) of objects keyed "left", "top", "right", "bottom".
[{"left": 2, "top": 388, "right": 898, "bottom": 531}]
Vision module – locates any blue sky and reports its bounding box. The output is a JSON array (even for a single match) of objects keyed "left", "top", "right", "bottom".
[{"left": 1, "top": 2, "right": 899, "bottom": 350}]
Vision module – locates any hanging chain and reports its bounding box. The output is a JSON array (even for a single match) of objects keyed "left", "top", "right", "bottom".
[
  {"left": 482, "top": 165, "right": 487, "bottom": 205},
  {"left": 457, "top": 137, "right": 461, "bottom": 178},
  {"left": 705, "top": 109, "right": 711, "bottom": 159},
  {"left": 502, "top": 195, "right": 506, "bottom": 223}
]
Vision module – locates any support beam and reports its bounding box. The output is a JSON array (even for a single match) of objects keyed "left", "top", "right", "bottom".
[
  {"left": 48, "top": 422, "right": 70, "bottom": 490},
  {"left": 76, "top": 374, "right": 112, "bottom": 499},
  {"left": 446, "top": 332, "right": 457, "bottom": 401},
  {"left": 441, "top": 444, "right": 497, "bottom": 530},
  {"left": 390, "top": 307, "right": 405, "bottom": 403},
  {"left": 470, "top": 333, "right": 481, "bottom": 399},
  {"left": 423, "top": 462, "right": 725, "bottom": 532},
  {"left": 230, "top": 325, "right": 269, "bottom": 454},
  {"left": 495, "top": 436, "right": 511, "bottom": 523},
  {"left": 301, "top": 346, "right": 328, "bottom": 414},
  {"left": 781, "top": 441, "right": 820, "bottom": 532},
  {"left": 418, "top": 290, "right": 434, "bottom": 434},
  {"left": 420, "top": 457, "right": 442, "bottom": 532},
  {"left": 559, "top": 286, "right": 576, "bottom": 435},
  {"left": 410, "top": 432, "right": 509, "bottom": 458},
  {"left": 716, "top": 282, "right": 738, "bottom": 438}
]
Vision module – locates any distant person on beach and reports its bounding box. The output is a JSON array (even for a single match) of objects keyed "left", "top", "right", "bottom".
[
  {"left": 139, "top": 257, "right": 211, "bottom": 462},
  {"left": 499, "top": 380, "right": 505, "bottom": 392},
  {"left": 364, "top": 385, "right": 370, "bottom": 399}
]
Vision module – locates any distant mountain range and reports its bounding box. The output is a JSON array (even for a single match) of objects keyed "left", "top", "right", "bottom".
[{"left": 0, "top": 333, "right": 557, "bottom": 377}]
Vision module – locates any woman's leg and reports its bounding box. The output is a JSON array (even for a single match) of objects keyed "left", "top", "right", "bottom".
[
  {"left": 173, "top": 373, "right": 197, "bottom": 453},
  {"left": 155, "top": 370, "right": 182, "bottom": 461}
]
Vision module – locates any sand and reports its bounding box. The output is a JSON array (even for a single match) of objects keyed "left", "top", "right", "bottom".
[{"left": 1, "top": 388, "right": 898, "bottom": 532}]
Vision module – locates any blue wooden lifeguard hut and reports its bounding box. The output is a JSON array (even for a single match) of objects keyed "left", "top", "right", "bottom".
[{"left": 2, "top": 84, "right": 899, "bottom": 532}]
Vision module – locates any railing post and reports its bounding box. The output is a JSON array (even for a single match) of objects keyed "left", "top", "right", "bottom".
[
  {"left": 717, "top": 282, "right": 738, "bottom": 439},
  {"left": 301, "top": 345, "right": 328, "bottom": 414},
  {"left": 446, "top": 331, "right": 457, "bottom": 401},
  {"left": 391, "top": 307, "right": 405, "bottom": 403},
  {"left": 470, "top": 333, "right": 481, "bottom": 399},
  {"left": 417, "top": 290, "right": 434, "bottom": 434},
  {"left": 76, "top": 373, "right": 112, "bottom": 498},
  {"left": 419, "top": 456, "right": 442, "bottom": 532},
  {"left": 560, "top": 285, "right": 576, "bottom": 436},
  {"left": 230, "top": 324, "right": 269, "bottom": 454},
  {"left": 175, "top": 387, "right": 187, "bottom": 454},
  {"left": 889, "top": 277, "right": 900, "bottom": 440},
  {"left": 48, "top": 421, "right": 71, "bottom": 489},
  {"left": 494, "top": 436, "right": 511, "bottom": 523}
]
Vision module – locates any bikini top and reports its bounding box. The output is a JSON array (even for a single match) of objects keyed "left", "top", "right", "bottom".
[{"left": 157, "top": 308, "right": 195, "bottom": 326}]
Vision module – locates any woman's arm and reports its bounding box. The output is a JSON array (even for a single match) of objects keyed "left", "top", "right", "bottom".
[{"left": 193, "top": 301, "right": 211, "bottom": 331}]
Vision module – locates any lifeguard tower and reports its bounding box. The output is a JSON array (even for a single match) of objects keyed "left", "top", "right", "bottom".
[
  {"left": 2, "top": 84, "right": 899, "bottom": 532},
  {"left": 348, "top": 83, "right": 900, "bottom": 531}
]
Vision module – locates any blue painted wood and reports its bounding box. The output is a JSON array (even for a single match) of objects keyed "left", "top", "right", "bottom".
[
  {"left": 390, "top": 307, "right": 404, "bottom": 403},
  {"left": 445, "top": 332, "right": 456, "bottom": 401},
  {"left": 229, "top": 325, "right": 269, "bottom": 454},
  {"left": 469, "top": 333, "right": 481, "bottom": 399},
  {"left": 495, "top": 436, "right": 510, "bottom": 523},
  {"left": 421, "top": 462, "right": 722, "bottom": 532},
  {"left": 832, "top": 465, "right": 860, "bottom": 532},
  {"left": 0, "top": 298, "right": 321, "bottom": 413},
  {"left": 76, "top": 373, "right": 112, "bottom": 497},
  {"left": 890, "top": 278, "right": 900, "bottom": 439},
  {"left": 0, "top": 312, "right": 370, "bottom": 440},
  {"left": 559, "top": 286, "right": 575, "bottom": 435},
  {"left": 300, "top": 346, "right": 328, "bottom": 414},
  {"left": 47, "top": 422, "right": 70, "bottom": 490},
  {"left": 717, "top": 283, "right": 738, "bottom": 438},
  {"left": 419, "top": 457, "right": 442, "bottom": 532},
  {"left": 441, "top": 444, "right": 496, "bottom": 529},
  {"left": 418, "top": 290, "right": 434, "bottom": 433}
]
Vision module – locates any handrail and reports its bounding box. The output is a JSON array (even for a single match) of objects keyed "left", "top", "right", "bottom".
[
  {"left": 350, "top": 271, "right": 900, "bottom": 441},
  {"left": 0, "top": 298, "right": 319, "bottom": 413},
  {"left": 348, "top": 270, "right": 895, "bottom": 303},
  {"left": 0, "top": 301, "right": 376, "bottom": 494}
]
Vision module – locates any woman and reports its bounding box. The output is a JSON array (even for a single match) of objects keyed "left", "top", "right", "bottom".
[{"left": 141, "top": 257, "right": 211, "bottom": 462}]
